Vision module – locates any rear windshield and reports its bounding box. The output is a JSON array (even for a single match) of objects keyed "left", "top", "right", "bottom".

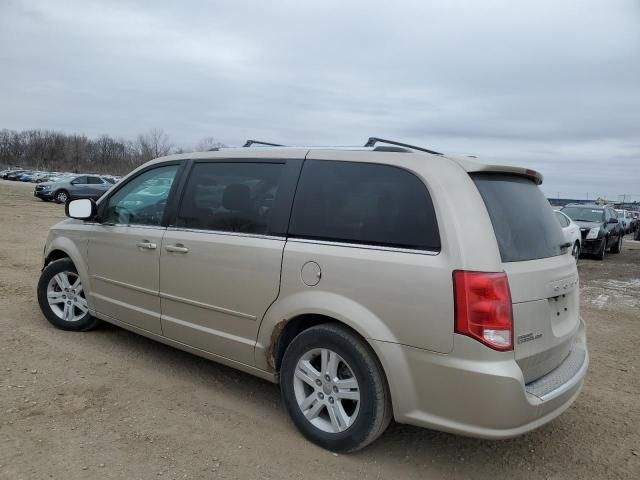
[
  {"left": 562, "top": 206, "right": 604, "bottom": 223},
  {"left": 472, "top": 173, "right": 565, "bottom": 262}
]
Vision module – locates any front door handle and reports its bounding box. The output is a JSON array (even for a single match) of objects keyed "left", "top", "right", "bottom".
[
  {"left": 165, "top": 244, "right": 189, "bottom": 254},
  {"left": 136, "top": 241, "right": 157, "bottom": 250}
]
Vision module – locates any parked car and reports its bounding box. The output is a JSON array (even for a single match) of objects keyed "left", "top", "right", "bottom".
[
  {"left": 615, "top": 209, "right": 630, "bottom": 234},
  {"left": 17, "top": 171, "right": 37, "bottom": 182},
  {"left": 626, "top": 211, "right": 637, "bottom": 233},
  {"left": 100, "top": 175, "right": 121, "bottom": 184},
  {"left": 37, "top": 139, "right": 587, "bottom": 452},
  {"left": 5, "top": 169, "right": 29, "bottom": 180},
  {"left": 31, "top": 172, "right": 53, "bottom": 183},
  {"left": 554, "top": 210, "right": 581, "bottom": 261},
  {"left": 34, "top": 174, "right": 113, "bottom": 203},
  {"left": 1, "top": 169, "right": 24, "bottom": 179},
  {"left": 561, "top": 204, "right": 623, "bottom": 259}
]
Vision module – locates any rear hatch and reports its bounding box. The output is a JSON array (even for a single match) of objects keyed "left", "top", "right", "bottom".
[{"left": 472, "top": 173, "right": 580, "bottom": 383}]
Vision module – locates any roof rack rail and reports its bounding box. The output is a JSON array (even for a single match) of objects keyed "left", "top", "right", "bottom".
[
  {"left": 364, "top": 137, "right": 442, "bottom": 155},
  {"left": 243, "top": 140, "right": 284, "bottom": 147}
]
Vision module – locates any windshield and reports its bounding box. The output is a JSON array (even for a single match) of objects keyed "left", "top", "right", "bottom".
[{"left": 561, "top": 206, "right": 604, "bottom": 223}]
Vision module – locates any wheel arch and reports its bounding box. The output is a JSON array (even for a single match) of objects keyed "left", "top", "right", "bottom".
[
  {"left": 256, "top": 291, "right": 401, "bottom": 376},
  {"left": 43, "top": 238, "right": 93, "bottom": 311},
  {"left": 44, "top": 249, "right": 71, "bottom": 266}
]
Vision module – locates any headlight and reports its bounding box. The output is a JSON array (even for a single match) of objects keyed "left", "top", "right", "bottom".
[
  {"left": 586, "top": 227, "right": 599, "bottom": 240},
  {"left": 41, "top": 185, "right": 50, "bottom": 190}
]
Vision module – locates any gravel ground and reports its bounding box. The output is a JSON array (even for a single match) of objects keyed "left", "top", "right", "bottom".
[{"left": 0, "top": 179, "right": 639, "bottom": 480}]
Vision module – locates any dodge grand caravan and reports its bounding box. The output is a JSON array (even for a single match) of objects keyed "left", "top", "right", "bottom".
[{"left": 37, "top": 138, "right": 588, "bottom": 452}]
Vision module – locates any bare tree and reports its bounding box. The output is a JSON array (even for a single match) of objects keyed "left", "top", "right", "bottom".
[
  {"left": 135, "top": 128, "right": 173, "bottom": 162},
  {"left": 195, "top": 136, "right": 226, "bottom": 151},
  {"left": 0, "top": 128, "right": 223, "bottom": 174}
]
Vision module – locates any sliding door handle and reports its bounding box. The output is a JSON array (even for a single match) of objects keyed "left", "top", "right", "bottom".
[
  {"left": 136, "top": 241, "right": 157, "bottom": 250},
  {"left": 165, "top": 244, "right": 189, "bottom": 254}
]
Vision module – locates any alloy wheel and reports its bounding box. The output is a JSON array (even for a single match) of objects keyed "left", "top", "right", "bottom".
[
  {"left": 292, "top": 348, "right": 360, "bottom": 434},
  {"left": 46, "top": 271, "right": 88, "bottom": 322}
]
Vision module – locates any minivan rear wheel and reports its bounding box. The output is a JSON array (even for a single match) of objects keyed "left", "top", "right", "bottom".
[
  {"left": 280, "top": 323, "right": 392, "bottom": 452},
  {"left": 37, "top": 258, "right": 99, "bottom": 331}
]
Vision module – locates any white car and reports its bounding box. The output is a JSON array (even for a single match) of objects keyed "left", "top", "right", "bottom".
[{"left": 555, "top": 210, "right": 581, "bottom": 260}]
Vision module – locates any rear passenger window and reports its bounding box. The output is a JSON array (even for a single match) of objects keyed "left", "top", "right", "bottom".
[
  {"left": 87, "top": 176, "right": 103, "bottom": 184},
  {"left": 176, "top": 162, "right": 284, "bottom": 235},
  {"left": 289, "top": 160, "right": 440, "bottom": 251}
]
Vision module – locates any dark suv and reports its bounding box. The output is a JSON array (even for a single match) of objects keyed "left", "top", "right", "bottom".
[{"left": 560, "top": 204, "right": 623, "bottom": 259}]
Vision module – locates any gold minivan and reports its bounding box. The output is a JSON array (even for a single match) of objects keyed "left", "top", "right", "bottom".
[{"left": 37, "top": 138, "right": 588, "bottom": 452}]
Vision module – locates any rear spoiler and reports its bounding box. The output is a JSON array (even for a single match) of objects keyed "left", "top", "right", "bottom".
[{"left": 446, "top": 156, "right": 544, "bottom": 185}]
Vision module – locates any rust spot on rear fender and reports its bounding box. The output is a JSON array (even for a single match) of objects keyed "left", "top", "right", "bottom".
[{"left": 266, "top": 319, "right": 288, "bottom": 372}]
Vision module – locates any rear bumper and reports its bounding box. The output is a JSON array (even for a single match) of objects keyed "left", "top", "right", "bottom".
[{"left": 374, "top": 318, "right": 587, "bottom": 439}]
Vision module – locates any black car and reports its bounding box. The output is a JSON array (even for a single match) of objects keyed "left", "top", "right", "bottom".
[
  {"left": 561, "top": 204, "right": 623, "bottom": 260},
  {"left": 3, "top": 169, "right": 28, "bottom": 180}
]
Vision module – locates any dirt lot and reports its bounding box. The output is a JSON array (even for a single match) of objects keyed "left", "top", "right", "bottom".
[{"left": 0, "top": 179, "right": 638, "bottom": 480}]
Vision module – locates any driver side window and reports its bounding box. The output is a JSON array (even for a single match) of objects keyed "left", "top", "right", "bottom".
[
  {"left": 72, "top": 176, "right": 87, "bottom": 185},
  {"left": 103, "top": 165, "right": 178, "bottom": 226}
]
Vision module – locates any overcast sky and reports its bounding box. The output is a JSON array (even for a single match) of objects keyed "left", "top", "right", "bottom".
[{"left": 1, "top": 0, "right": 639, "bottom": 200}]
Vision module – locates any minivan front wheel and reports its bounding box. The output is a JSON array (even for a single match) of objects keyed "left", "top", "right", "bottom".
[
  {"left": 37, "top": 258, "right": 99, "bottom": 331},
  {"left": 280, "top": 323, "right": 392, "bottom": 452}
]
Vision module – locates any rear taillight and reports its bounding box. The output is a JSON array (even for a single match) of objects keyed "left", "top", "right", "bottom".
[{"left": 453, "top": 270, "right": 513, "bottom": 351}]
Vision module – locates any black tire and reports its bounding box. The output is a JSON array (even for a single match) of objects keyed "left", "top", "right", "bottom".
[
  {"left": 37, "top": 258, "right": 99, "bottom": 331},
  {"left": 280, "top": 323, "right": 392, "bottom": 452},
  {"left": 571, "top": 241, "right": 581, "bottom": 262},
  {"left": 54, "top": 190, "right": 69, "bottom": 204},
  {"left": 595, "top": 237, "right": 606, "bottom": 260},
  {"left": 610, "top": 233, "right": 623, "bottom": 254}
]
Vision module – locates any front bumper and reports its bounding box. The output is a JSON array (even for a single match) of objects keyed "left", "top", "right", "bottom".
[
  {"left": 34, "top": 189, "right": 54, "bottom": 199},
  {"left": 374, "top": 318, "right": 588, "bottom": 439},
  {"left": 580, "top": 238, "right": 603, "bottom": 255}
]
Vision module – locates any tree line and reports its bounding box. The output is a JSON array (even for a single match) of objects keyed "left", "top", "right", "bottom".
[{"left": 0, "top": 128, "right": 225, "bottom": 175}]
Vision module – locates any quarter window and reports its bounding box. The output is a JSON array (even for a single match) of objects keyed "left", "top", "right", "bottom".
[
  {"left": 288, "top": 160, "right": 441, "bottom": 250},
  {"left": 102, "top": 165, "right": 178, "bottom": 226},
  {"left": 175, "top": 162, "right": 284, "bottom": 235}
]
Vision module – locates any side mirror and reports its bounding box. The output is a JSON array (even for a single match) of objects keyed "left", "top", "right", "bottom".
[
  {"left": 66, "top": 198, "right": 96, "bottom": 220},
  {"left": 608, "top": 218, "right": 618, "bottom": 224}
]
